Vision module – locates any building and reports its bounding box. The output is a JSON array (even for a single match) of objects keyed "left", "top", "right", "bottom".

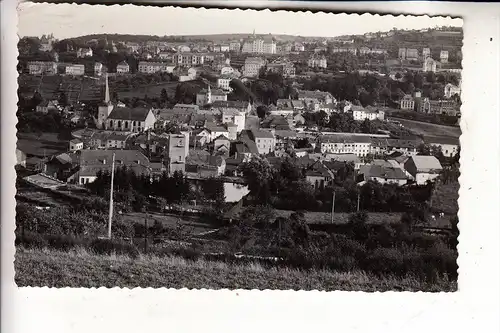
[
  {"left": 399, "top": 94, "right": 415, "bottom": 110},
  {"left": 262, "top": 36, "right": 277, "bottom": 54},
  {"left": 416, "top": 98, "right": 460, "bottom": 116},
  {"left": 77, "top": 47, "right": 93, "bottom": 58},
  {"left": 444, "top": 83, "right": 461, "bottom": 98},
  {"left": 423, "top": 57, "right": 438, "bottom": 72},
  {"left": 39, "top": 34, "right": 55, "bottom": 52},
  {"left": 196, "top": 85, "right": 228, "bottom": 106},
  {"left": 77, "top": 150, "right": 151, "bottom": 185},
  {"left": 116, "top": 61, "right": 130, "bottom": 74},
  {"left": 352, "top": 106, "right": 385, "bottom": 121},
  {"left": 212, "top": 100, "right": 252, "bottom": 115},
  {"left": 425, "top": 136, "right": 460, "bottom": 158},
  {"left": 242, "top": 31, "right": 265, "bottom": 54},
  {"left": 138, "top": 61, "right": 175, "bottom": 74},
  {"left": 359, "top": 164, "right": 408, "bottom": 186},
  {"left": 97, "top": 74, "right": 115, "bottom": 129},
  {"left": 16, "top": 149, "right": 27, "bottom": 168},
  {"left": 422, "top": 48, "right": 431, "bottom": 59},
  {"left": 250, "top": 129, "right": 276, "bottom": 155},
  {"left": 104, "top": 107, "right": 156, "bottom": 132},
  {"left": 166, "top": 133, "right": 189, "bottom": 175},
  {"left": 307, "top": 55, "right": 327, "bottom": 69},
  {"left": 404, "top": 155, "right": 443, "bottom": 185},
  {"left": 217, "top": 75, "right": 233, "bottom": 91},
  {"left": 27, "top": 61, "right": 57, "bottom": 75},
  {"left": 205, "top": 123, "right": 229, "bottom": 142},
  {"left": 94, "top": 62, "right": 103, "bottom": 76},
  {"left": 177, "top": 45, "right": 191, "bottom": 53},
  {"left": 398, "top": 48, "right": 407, "bottom": 59},
  {"left": 221, "top": 108, "right": 246, "bottom": 133},
  {"left": 229, "top": 41, "right": 241, "bottom": 52},
  {"left": 440, "top": 50, "right": 449, "bottom": 63},
  {"left": 69, "top": 138, "right": 84, "bottom": 152},
  {"left": 243, "top": 57, "right": 266, "bottom": 77},
  {"left": 305, "top": 160, "right": 335, "bottom": 189},
  {"left": 214, "top": 135, "right": 231, "bottom": 155},
  {"left": 220, "top": 66, "right": 240, "bottom": 77},
  {"left": 297, "top": 90, "right": 335, "bottom": 105},
  {"left": 319, "top": 134, "right": 372, "bottom": 157},
  {"left": 406, "top": 48, "right": 419, "bottom": 60},
  {"left": 266, "top": 58, "right": 296, "bottom": 77},
  {"left": 65, "top": 64, "right": 85, "bottom": 76},
  {"left": 36, "top": 100, "right": 59, "bottom": 114},
  {"left": 186, "top": 150, "right": 226, "bottom": 177},
  {"left": 172, "top": 53, "right": 205, "bottom": 67}
]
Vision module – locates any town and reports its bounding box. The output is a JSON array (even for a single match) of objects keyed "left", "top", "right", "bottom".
[{"left": 15, "top": 25, "right": 461, "bottom": 291}]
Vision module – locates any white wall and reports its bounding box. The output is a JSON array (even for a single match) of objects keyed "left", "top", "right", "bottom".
[{"left": 223, "top": 182, "right": 249, "bottom": 203}]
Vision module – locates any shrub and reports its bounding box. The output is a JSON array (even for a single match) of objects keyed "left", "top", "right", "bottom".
[
  {"left": 45, "top": 234, "right": 88, "bottom": 251},
  {"left": 90, "top": 238, "right": 140, "bottom": 258},
  {"left": 15, "top": 231, "right": 49, "bottom": 249}
]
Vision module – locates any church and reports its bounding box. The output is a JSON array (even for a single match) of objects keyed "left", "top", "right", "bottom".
[{"left": 96, "top": 74, "right": 157, "bottom": 133}]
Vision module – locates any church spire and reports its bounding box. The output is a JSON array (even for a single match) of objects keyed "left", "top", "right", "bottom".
[{"left": 104, "top": 73, "right": 110, "bottom": 103}]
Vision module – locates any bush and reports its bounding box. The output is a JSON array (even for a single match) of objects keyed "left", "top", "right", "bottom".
[
  {"left": 15, "top": 231, "right": 49, "bottom": 249},
  {"left": 90, "top": 238, "right": 140, "bottom": 258},
  {"left": 45, "top": 234, "right": 89, "bottom": 251}
]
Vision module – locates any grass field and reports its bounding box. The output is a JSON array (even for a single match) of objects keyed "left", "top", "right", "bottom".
[
  {"left": 15, "top": 247, "right": 456, "bottom": 291},
  {"left": 275, "top": 210, "right": 403, "bottom": 225},
  {"left": 431, "top": 182, "right": 460, "bottom": 215},
  {"left": 119, "top": 212, "right": 216, "bottom": 235},
  {"left": 115, "top": 80, "right": 206, "bottom": 100},
  {"left": 390, "top": 117, "right": 461, "bottom": 138},
  {"left": 17, "top": 132, "right": 68, "bottom": 157}
]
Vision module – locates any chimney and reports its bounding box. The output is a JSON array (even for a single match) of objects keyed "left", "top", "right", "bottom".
[{"left": 102, "top": 158, "right": 106, "bottom": 165}]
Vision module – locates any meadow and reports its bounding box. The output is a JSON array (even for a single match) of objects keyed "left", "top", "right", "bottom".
[{"left": 15, "top": 247, "right": 457, "bottom": 291}]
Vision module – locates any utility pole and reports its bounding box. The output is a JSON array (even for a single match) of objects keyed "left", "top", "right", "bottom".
[
  {"left": 107, "top": 153, "right": 116, "bottom": 239},
  {"left": 331, "top": 190, "right": 336, "bottom": 224},
  {"left": 357, "top": 191, "right": 361, "bottom": 212}
]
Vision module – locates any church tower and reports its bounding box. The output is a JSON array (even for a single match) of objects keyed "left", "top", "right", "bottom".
[{"left": 97, "top": 73, "right": 114, "bottom": 129}]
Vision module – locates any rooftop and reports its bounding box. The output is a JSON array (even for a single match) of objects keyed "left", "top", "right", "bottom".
[{"left": 108, "top": 107, "right": 152, "bottom": 122}]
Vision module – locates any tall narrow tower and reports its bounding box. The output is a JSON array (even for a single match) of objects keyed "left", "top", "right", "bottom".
[
  {"left": 97, "top": 73, "right": 114, "bottom": 129},
  {"left": 206, "top": 83, "right": 212, "bottom": 104}
]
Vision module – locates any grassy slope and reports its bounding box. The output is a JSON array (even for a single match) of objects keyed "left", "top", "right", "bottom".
[{"left": 15, "top": 247, "right": 456, "bottom": 291}]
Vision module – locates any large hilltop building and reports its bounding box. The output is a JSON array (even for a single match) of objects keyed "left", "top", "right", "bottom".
[{"left": 241, "top": 30, "right": 277, "bottom": 54}]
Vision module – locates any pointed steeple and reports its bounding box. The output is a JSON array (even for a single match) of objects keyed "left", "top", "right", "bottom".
[{"left": 104, "top": 73, "right": 110, "bottom": 103}]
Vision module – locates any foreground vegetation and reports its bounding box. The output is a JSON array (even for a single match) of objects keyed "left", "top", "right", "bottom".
[{"left": 15, "top": 247, "right": 456, "bottom": 291}]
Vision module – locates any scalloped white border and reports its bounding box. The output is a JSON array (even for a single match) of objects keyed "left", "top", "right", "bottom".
[{"left": 2, "top": 2, "right": 500, "bottom": 333}]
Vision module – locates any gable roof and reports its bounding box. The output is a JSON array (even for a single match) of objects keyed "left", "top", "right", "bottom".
[
  {"left": 362, "top": 164, "right": 408, "bottom": 180},
  {"left": 251, "top": 129, "right": 275, "bottom": 139},
  {"left": 408, "top": 155, "right": 443, "bottom": 172},
  {"left": 108, "top": 107, "right": 152, "bottom": 121}
]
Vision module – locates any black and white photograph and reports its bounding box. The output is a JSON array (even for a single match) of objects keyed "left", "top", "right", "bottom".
[{"left": 14, "top": 3, "right": 462, "bottom": 292}]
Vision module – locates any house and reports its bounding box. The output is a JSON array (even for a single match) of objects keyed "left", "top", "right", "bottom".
[
  {"left": 351, "top": 105, "right": 385, "bottom": 121},
  {"left": 404, "top": 155, "right": 443, "bottom": 185},
  {"left": 116, "top": 61, "right": 130, "bottom": 74},
  {"left": 261, "top": 115, "right": 292, "bottom": 131},
  {"left": 43, "top": 152, "right": 79, "bottom": 181},
  {"left": 440, "top": 50, "right": 449, "bottom": 63},
  {"left": 178, "top": 67, "right": 198, "bottom": 82},
  {"left": 423, "top": 57, "right": 438, "bottom": 72},
  {"left": 94, "top": 62, "right": 104, "bottom": 76},
  {"left": 231, "top": 140, "right": 259, "bottom": 160},
  {"left": 249, "top": 129, "right": 276, "bottom": 155},
  {"left": 297, "top": 90, "right": 335, "bottom": 105},
  {"left": 425, "top": 136, "right": 460, "bottom": 157},
  {"left": 212, "top": 100, "right": 252, "bottom": 114},
  {"left": 77, "top": 149, "right": 151, "bottom": 185},
  {"left": 205, "top": 123, "right": 229, "bottom": 142},
  {"left": 138, "top": 61, "right": 175, "bottom": 74},
  {"left": 243, "top": 57, "right": 266, "bottom": 77},
  {"left": 65, "top": 64, "right": 85, "bottom": 76},
  {"left": 69, "top": 138, "right": 84, "bottom": 152},
  {"left": 221, "top": 108, "right": 245, "bottom": 133},
  {"left": 359, "top": 164, "right": 408, "bottom": 186},
  {"left": 319, "top": 134, "right": 372, "bottom": 157},
  {"left": 217, "top": 75, "right": 233, "bottom": 91},
  {"left": 186, "top": 150, "right": 226, "bottom": 177},
  {"left": 196, "top": 85, "right": 228, "bottom": 106},
  {"left": 400, "top": 95, "right": 415, "bottom": 110},
  {"left": 77, "top": 47, "right": 93, "bottom": 58},
  {"left": 305, "top": 160, "right": 334, "bottom": 189},
  {"left": 36, "top": 100, "right": 59, "bottom": 114},
  {"left": 220, "top": 66, "right": 240, "bottom": 77},
  {"left": 172, "top": 53, "right": 205, "bottom": 67},
  {"left": 214, "top": 135, "right": 231, "bottom": 156},
  {"left": 27, "top": 61, "right": 57, "bottom": 75},
  {"left": 307, "top": 55, "right": 327, "bottom": 69},
  {"left": 444, "top": 83, "right": 461, "bottom": 98},
  {"left": 165, "top": 133, "right": 189, "bottom": 175}
]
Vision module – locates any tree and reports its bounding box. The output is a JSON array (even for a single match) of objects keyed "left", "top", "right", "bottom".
[
  {"left": 31, "top": 91, "right": 43, "bottom": 109},
  {"left": 256, "top": 105, "right": 268, "bottom": 119},
  {"left": 160, "top": 88, "right": 168, "bottom": 103},
  {"left": 238, "top": 156, "right": 274, "bottom": 204},
  {"left": 58, "top": 92, "right": 68, "bottom": 107},
  {"left": 395, "top": 72, "right": 402, "bottom": 80}
]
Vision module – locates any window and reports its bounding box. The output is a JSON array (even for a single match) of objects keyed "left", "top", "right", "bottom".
[{"left": 178, "top": 155, "right": 182, "bottom": 162}]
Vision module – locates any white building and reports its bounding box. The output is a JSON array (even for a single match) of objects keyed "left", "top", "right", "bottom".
[
  {"left": 444, "top": 83, "right": 461, "bottom": 98},
  {"left": 352, "top": 106, "right": 385, "bottom": 121},
  {"left": 423, "top": 58, "right": 438, "bottom": 73},
  {"left": 138, "top": 61, "right": 175, "bottom": 74},
  {"left": 69, "top": 139, "right": 84, "bottom": 152},
  {"left": 440, "top": 50, "right": 449, "bottom": 63},
  {"left": 400, "top": 95, "right": 415, "bottom": 110},
  {"left": 422, "top": 48, "right": 431, "bottom": 59},
  {"left": 243, "top": 57, "right": 266, "bottom": 77},
  {"left": 196, "top": 85, "right": 228, "bottom": 106},
  {"left": 404, "top": 155, "right": 443, "bottom": 185},
  {"left": 308, "top": 55, "right": 327, "bottom": 69},
  {"left": 319, "top": 135, "right": 372, "bottom": 157},
  {"left": 65, "top": 64, "right": 85, "bottom": 76},
  {"left": 221, "top": 108, "right": 246, "bottom": 133},
  {"left": 116, "top": 61, "right": 130, "bottom": 74},
  {"left": 77, "top": 47, "right": 93, "bottom": 58},
  {"left": 217, "top": 75, "right": 233, "bottom": 91}
]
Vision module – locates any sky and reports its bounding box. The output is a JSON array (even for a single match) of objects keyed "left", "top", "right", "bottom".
[{"left": 18, "top": 2, "right": 462, "bottom": 39}]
